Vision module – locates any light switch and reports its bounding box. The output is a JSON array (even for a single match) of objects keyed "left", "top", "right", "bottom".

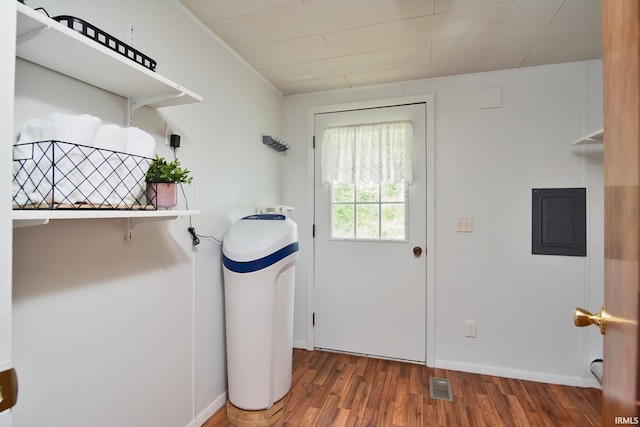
[{"left": 455, "top": 215, "right": 473, "bottom": 232}]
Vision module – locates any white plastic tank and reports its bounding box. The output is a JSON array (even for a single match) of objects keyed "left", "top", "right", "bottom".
[{"left": 222, "top": 214, "right": 299, "bottom": 410}]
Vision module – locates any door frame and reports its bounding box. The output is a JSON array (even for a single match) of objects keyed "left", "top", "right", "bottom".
[
  {"left": 305, "top": 94, "right": 436, "bottom": 366},
  {"left": 0, "top": 0, "right": 15, "bottom": 425}
]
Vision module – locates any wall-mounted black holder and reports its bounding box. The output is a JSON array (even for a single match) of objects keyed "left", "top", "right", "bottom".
[
  {"left": 53, "top": 15, "right": 157, "bottom": 72},
  {"left": 262, "top": 135, "right": 290, "bottom": 152}
]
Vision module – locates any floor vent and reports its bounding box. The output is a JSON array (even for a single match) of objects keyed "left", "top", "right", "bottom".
[{"left": 429, "top": 377, "right": 453, "bottom": 401}]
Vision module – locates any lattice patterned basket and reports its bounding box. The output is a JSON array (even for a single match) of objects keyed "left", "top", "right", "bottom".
[{"left": 12, "top": 140, "right": 156, "bottom": 210}]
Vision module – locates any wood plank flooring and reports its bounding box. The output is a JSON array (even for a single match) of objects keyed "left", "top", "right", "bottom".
[{"left": 203, "top": 349, "right": 602, "bottom": 427}]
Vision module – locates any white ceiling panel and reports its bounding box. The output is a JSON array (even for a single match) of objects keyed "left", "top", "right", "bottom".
[
  {"left": 180, "top": 0, "right": 303, "bottom": 22},
  {"left": 550, "top": 0, "right": 602, "bottom": 25},
  {"left": 278, "top": 76, "right": 352, "bottom": 95},
  {"left": 347, "top": 51, "right": 528, "bottom": 87},
  {"left": 179, "top": 0, "right": 603, "bottom": 95},
  {"left": 434, "top": 0, "right": 514, "bottom": 14},
  {"left": 237, "top": 36, "right": 333, "bottom": 69},
  {"left": 531, "top": 20, "right": 602, "bottom": 50},
  {"left": 322, "top": 17, "right": 434, "bottom": 58},
  {"left": 507, "top": 0, "right": 567, "bottom": 26},
  {"left": 323, "top": 5, "right": 517, "bottom": 58},
  {"left": 206, "top": 0, "right": 435, "bottom": 49},
  {"left": 522, "top": 42, "right": 602, "bottom": 68},
  {"left": 322, "top": 0, "right": 564, "bottom": 58},
  {"left": 262, "top": 45, "right": 431, "bottom": 85},
  {"left": 431, "top": 18, "right": 601, "bottom": 64},
  {"left": 431, "top": 30, "right": 533, "bottom": 63}
]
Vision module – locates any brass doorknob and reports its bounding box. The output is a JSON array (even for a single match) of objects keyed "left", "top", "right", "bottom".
[
  {"left": 413, "top": 246, "right": 422, "bottom": 256},
  {"left": 574, "top": 307, "right": 607, "bottom": 335}
]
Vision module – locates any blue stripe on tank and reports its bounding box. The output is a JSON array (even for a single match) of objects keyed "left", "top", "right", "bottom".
[{"left": 223, "top": 242, "right": 299, "bottom": 273}]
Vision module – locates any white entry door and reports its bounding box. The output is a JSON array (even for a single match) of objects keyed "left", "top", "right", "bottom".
[{"left": 314, "top": 102, "right": 427, "bottom": 362}]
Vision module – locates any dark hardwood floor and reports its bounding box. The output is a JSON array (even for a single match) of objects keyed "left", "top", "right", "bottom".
[{"left": 203, "top": 349, "right": 602, "bottom": 427}]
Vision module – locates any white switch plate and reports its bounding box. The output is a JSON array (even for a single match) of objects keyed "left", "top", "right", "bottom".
[{"left": 455, "top": 215, "right": 473, "bottom": 232}]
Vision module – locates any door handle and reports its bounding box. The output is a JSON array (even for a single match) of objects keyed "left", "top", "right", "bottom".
[
  {"left": 413, "top": 246, "right": 423, "bottom": 257},
  {"left": 574, "top": 307, "right": 607, "bottom": 335},
  {"left": 0, "top": 368, "right": 18, "bottom": 412}
]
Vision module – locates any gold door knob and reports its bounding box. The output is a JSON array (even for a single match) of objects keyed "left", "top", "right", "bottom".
[
  {"left": 574, "top": 307, "right": 607, "bottom": 335},
  {"left": 413, "top": 246, "right": 423, "bottom": 256}
]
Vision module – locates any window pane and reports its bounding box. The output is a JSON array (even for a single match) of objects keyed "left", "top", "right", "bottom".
[
  {"left": 332, "top": 204, "right": 354, "bottom": 238},
  {"left": 381, "top": 204, "right": 405, "bottom": 239},
  {"left": 356, "top": 182, "right": 379, "bottom": 202},
  {"left": 333, "top": 182, "right": 354, "bottom": 202},
  {"left": 381, "top": 181, "right": 405, "bottom": 202},
  {"left": 356, "top": 204, "right": 379, "bottom": 239}
]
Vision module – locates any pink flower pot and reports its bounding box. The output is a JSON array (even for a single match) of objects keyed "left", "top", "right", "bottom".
[{"left": 146, "top": 183, "right": 177, "bottom": 208}]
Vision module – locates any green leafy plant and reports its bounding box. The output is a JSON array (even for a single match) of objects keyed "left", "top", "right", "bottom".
[{"left": 145, "top": 155, "right": 193, "bottom": 184}]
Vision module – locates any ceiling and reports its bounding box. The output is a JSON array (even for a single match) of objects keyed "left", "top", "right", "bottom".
[{"left": 179, "top": 0, "right": 602, "bottom": 96}]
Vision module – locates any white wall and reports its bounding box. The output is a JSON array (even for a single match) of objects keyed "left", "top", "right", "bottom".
[
  {"left": 283, "top": 60, "right": 604, "bottom": 387},
  {"left": 12, "top": 1, "right": 284, "bottom": 426}
]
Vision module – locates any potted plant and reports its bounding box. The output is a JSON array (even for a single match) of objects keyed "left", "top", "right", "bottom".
[{"left": 145, "top": 155, "right": 193, "bottom": 208}]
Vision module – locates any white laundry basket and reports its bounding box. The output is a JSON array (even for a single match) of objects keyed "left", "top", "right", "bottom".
[{"left": 222, "top": 214, "right": 299, "bottom": 411}]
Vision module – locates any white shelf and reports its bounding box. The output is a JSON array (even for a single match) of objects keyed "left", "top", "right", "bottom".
[
  {"left": 13, "top": 209, "right": 199, "bottom": 222},
  {"left": 13, "top": 4, "right": 202, "bottom": 237},
  {"left": 572, "top": 128, "right": 604, "bottom": 145},
  {"left": 13, "top": 210, "right": 201, "bottom": 243},
  {"left": 15, "top": 4, "right": 203, "bottom": 109}
]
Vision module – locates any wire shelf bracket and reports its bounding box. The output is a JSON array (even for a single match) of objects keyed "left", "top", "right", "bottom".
[{"left": 125, "top": 215, "right": 179, "bottom": 244}]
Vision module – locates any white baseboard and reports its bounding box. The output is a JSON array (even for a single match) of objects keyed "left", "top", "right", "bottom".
[
  {"left": 435, "top": 360, "right": 602, "bottom": 389},
  {"left": 186, "top": 391, "right": 228, "bottom": 427},
  {"left": 293, "top": 340, "right": 307, "bottom": 349}
]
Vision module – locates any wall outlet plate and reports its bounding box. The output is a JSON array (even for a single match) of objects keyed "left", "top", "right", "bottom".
[
  {"left": 455, "top": 215, "right": 473, "bottom": 232},
  {"left": 465, "top": 320, "right": 477, "bottom": 338}
]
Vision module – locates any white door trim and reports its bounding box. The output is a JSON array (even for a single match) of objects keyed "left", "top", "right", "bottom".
[
  {"left": 0, "top": 0, "right": 15, "bottom": 424},
  {"left": 306, "top": 94, "right": 436, "bottom": 367}
]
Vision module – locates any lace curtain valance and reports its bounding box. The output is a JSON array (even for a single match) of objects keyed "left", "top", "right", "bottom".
[{"left": 320, "top": 120, "right": 414, "bottom": 185}]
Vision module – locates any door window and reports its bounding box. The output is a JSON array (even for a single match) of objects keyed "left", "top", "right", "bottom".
[
  {"left": 321, "top": 120, "right": 412, "bottom": 241},
  {"left": 331, "top": 180, "right": 407, "bottom": 240}
]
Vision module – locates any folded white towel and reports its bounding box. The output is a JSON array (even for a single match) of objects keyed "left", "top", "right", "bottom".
[
  {"left": 119, "top": 127, "right": 156, "bottom": 206},
  {"left": 15, "top": 122, "right": 53, "bottom": 205},
  {"left": 126, "top": 127, "right": 156, "bottom": 158},
  {"left": 94, "top": 124, "right": 127, "bottom": 152},
  {"left": 18, "top": 118, "right": 51, "bottom": 143},
  {"left": 15, "top": 113, "right": 102, "bottom": 205},
  {"left": 46, "top": 112, "right": 101, "bottom": 146},
  {"left": 77, "top": 125, "right": 124, "bottom": 205},
  {"left": 47, "top": 112, "right": 101, "bottom": 203}
]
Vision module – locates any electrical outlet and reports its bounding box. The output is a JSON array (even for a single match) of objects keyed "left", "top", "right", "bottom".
[
  {"left": 465, "top": 320, "right": 477, "bottom": 338},
  {"left": 164, "top": 122, "right": 174, "bottom": 145},
  {"left": 455, "top": 215, "right": 473, "bottom": 232}
]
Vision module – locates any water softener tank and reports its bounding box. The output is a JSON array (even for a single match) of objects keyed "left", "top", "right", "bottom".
[{"left": 222, "top": 214, "right": 299, "bottom": 410}]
